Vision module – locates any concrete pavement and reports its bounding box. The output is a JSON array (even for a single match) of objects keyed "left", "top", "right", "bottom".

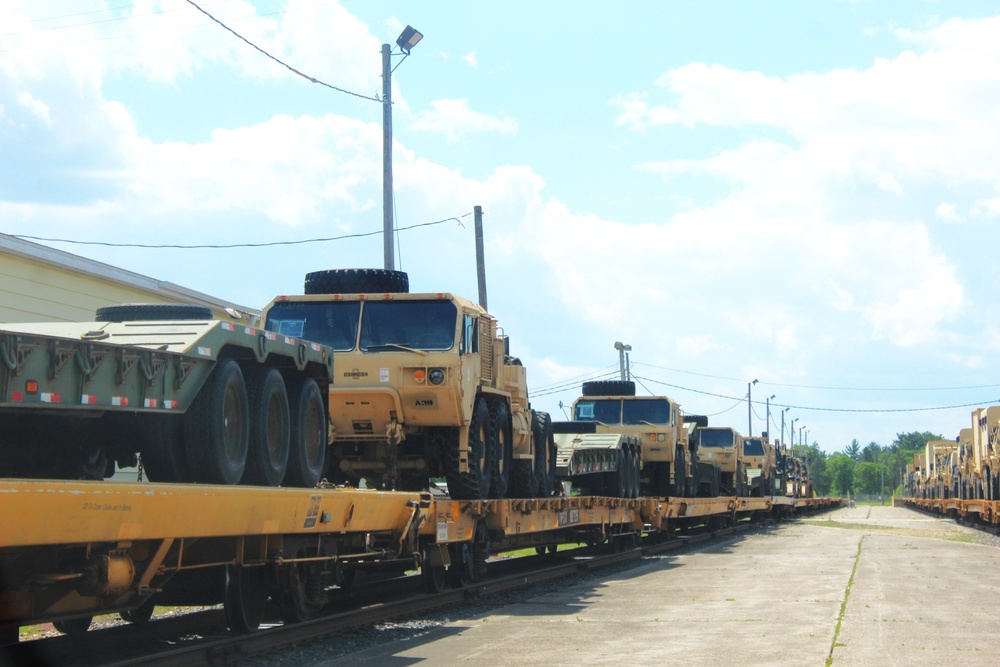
[{"left": 312, "top": 505, "right": 1000, "bottom": 666}]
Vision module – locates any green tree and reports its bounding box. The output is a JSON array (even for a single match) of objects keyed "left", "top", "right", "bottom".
[
  {"left": 843, "top": 439, "right": 861, "bottom": 461},
  {"left": 854, "top": 461, "right": 888, "bottom": 495},
  {"left": 893, "top": 431, "right": 943, "bottom": 452},
  {"left": 791, "top": 443, "right": 829, "bottom": 495},
  {"left": 860, "top": 441, "right": 881, "bottom": 463},
  {"left": 826, "top": 452, "right": 856, "bottom": 496}
]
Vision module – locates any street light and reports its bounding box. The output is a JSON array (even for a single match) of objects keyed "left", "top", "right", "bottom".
[
  {"left": 765, "top": 395, "right": 775, "bottom": 440},
  {"left": 791, "top": 418, "right": 799, "bottom": 453},
  {"left": 747, "top": 379, "right": 758, "bottom": 436},
  {"left": 614, "top": 342, "right": 632, "bottom": 381},
  {"left": 382, "top": 25, "right": 424, "bottom": 271},
  {"left": 781, "top": 408, "right": 790, "bottom": 452}
]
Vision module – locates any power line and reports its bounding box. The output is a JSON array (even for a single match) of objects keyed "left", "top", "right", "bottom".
[
  {"left": 632, "top": 375, "right": 997, "bottom": 415},
  {"left": 11, "top": 214, "right": 471, "bottom": 250},
  {"left": 184, "top": 0, "right": 379, "bottom": 102},
  {"left": 633, "top": 361, "right": 1000, "bottom": 393}
]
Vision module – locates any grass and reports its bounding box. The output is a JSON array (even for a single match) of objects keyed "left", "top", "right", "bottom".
[{"left": 826, "top": 536, "right": 863, "bottom": 666}]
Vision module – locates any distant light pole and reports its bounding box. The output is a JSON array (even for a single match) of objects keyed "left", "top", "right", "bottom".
[
  {"left": 791, "top": 418, "right": 799, "bottom": 453},
  {"left": 765, "top": 395, "right": 775, "bottom": 440},
  {"left": 614, "top": 342, "right": 632, "bottom": 381},
  {"left": 781, "top": 408, "right": 790, "bottom": 452},
  {"left": 382, "top": 25, "right": 423, "bottom": 270},
  {"left": 747, "top": 379, "right": 758, "bottom": 436}
]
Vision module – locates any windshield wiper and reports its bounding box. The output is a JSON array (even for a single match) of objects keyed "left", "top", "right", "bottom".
[{"left": 364, "top": 343, "right": 427, "bottom": 356}]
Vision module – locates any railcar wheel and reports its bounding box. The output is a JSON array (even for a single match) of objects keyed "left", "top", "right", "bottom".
[
  {"left": 53, "top": 616, "right": 92, "bottom": 635},
  {"left": 444, "top": 398, "right": 493, "bottom": 500},
  {"left": 284, "top": 377, "right": 327, "bottom": 488},
  {"left": 277, "top": 552, "right": 327, "bottom": 624},
  {"left": 224, "top": 565, "right": 267, "bottom": 634},
  {"left": 185, "top": 359, "right": 249, "bottom": 485},
  {"left": 488, "top": 402, "right": 513, "bottom": 499},
  {"left": 119, "top": 598, "right": 156, "bottom": 624},
  {"left": 242, "top": 367, "right": 290, "bottom": 487},
  {"left": 421, "top": 549, "right": 447, "bottom": 594}
]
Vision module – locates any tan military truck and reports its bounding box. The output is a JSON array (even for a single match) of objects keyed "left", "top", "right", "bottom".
[
  {"left": 742, "top": 435, "right": 776, "bottom": 497},
  {"left": 695, "top": 426, "right": 747, "bottom": 496},
  {"left": 552, "top": 380, "right": 704, "bottom": 498},
  {"left": 262, "top": 269, "right": 555, "bottom": 500},
  {"left": 924, "top": 439, "right": 958, "bottom": 499},
  {"left": 972, "top": 406, "right": 1000, "bottom": 500}
]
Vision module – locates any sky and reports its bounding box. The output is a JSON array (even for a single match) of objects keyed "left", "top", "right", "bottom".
[{"left": 4, "top": 0, "right": 1000, "bottom": 455}]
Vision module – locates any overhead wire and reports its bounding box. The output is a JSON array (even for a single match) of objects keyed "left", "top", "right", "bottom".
[{"left": 11, "top": 213, "right": 472, "bottom": 249}]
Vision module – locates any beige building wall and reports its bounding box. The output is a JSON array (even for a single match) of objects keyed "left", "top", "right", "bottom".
[{"left": 0, "top": 233, "right": 259, "bottom": 324}]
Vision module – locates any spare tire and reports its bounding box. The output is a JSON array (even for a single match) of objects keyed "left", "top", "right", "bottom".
[
  {"left": 304, "top": 269, "right": 409, "bottom": 295},
  {"left": 581, "top": 380, "right": 635, "bottom": 397},
  {"left": 96, "top": 303, "right": 213, "bottom": 322}
]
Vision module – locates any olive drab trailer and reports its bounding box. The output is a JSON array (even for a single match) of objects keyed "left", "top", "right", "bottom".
[
  {"left": 0, "top": 304, "right": 333, "bottom": 487},
  {"left": 551, "top": 379, "right": 709, "bottom": 499},
  {"left": 261, "top": 269, "right": 556, "bottom": 501}
]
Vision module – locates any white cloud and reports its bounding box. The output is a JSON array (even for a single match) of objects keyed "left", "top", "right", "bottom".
[
  {"left": 411, "top": 99, "right": 517, "bottom": 142},
  {"left": 935, "top": 202, "right": 960, "bottom": 221},
  {"left": 462, "top": 51, "right": 478, "bottom": 67}
]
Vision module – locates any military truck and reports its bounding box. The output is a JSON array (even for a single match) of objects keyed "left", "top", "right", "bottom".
[
  {"left": 262, "top": 269, "right": 555, "bottom": 501},
  {"left": 971, "top": 406, "right": 1000, "bottom": 500},
  {"left": 0, "top": 303, "right": 333, "bottom": 487},
  {"left": 551, "top": 379, "right": 706, "bottom": 498},
  {"left": 695, "top": 426, "right": 747, "bottom": 496},
  {"left": 925, "top": 439, "right": 958, "bottom": 499},
  {"left": 742, "top": 435, "right": 776, "bottom": 497}
]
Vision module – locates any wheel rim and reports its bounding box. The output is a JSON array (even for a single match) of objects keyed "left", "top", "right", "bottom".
[{"left": 303, "top": 397, "right": 324, "bottom": 467}]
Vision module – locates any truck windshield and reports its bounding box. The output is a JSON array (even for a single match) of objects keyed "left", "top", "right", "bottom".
[
  {"left": 621, "top": 399, "right": 672, "bottom": 425},
  {"left": 264, "top": 301, "right": 361, "bottom": 351},
  {"left": 574, "top": 399, "right": 622, "bottom": 423},
  {"left": 699, "top": 429, "right": 735, "bottom": 448},
  {"left": 743, "top": 439, "right": 765, "bottom": 456},
  {"left": 359, "top": 300, "right": 458, "bottom": 352}
]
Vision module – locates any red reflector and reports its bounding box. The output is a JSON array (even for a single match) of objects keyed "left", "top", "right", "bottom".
[{"left": 11, "top": 391, "right": 23, "bottom": 402}]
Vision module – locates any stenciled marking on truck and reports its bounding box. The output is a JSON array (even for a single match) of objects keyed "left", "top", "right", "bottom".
[
  {"left": 557, "top": 509, "right": 581, "bottom": 527},
  {"left": 344, "top": 369, "right": 368, "bottom": 379},
  {"left": 82, "top": 502, "right": 132, "bottom": 512},
  {"left": 303, "top": 495, "right": 322, "bottom": 529}
]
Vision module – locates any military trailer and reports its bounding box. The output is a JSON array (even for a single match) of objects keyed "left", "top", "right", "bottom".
[
  {"left": 262, "top": 269, "right": 555, "bottom": 501},
  {"left": 0, "top": 303, "right": 333, "bottom": 487}
]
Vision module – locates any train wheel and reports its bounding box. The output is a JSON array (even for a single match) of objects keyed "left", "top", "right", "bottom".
[
  {"left": 488, "top": 402, "right": 513, "bottom": 499},
  {"left": 444, "top": 398, "right": 493, "bottom": 500},
  {"left": 224, "top": 565, "right": 267, "bottom": 634},
  {"left": 53, "top": 616, "right": 92, "bottom": 635},
  {"left": 421, "top": 548, "right": 447, "bottom": 594},
  {"left": 119, "top": 597, "right": 156, "bottom": 624},
  {"left": 277, "top": 555, "right": 326, "bottom": 624},
  {"left": 242, "top": 367, "right": 290, "bottom": 487},
  {"left": 185, "top": 359, "right": 249, "bottom": 485},
  {"left": 284, "top": 377, "right": 327, "bottom": 488}
]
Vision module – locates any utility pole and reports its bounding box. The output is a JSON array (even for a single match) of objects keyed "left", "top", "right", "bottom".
[
  {"left": 381, "top": 42, "right": 394, "bottom": 270},
  {"left": 747, "top": 379, "right": 758, "bottom": 436},
  {"left": 474, "top": 206, "right": 487, "bottom": 309},
  {"left": 614, "top": 342, "right": 631, "bottom": 381}
]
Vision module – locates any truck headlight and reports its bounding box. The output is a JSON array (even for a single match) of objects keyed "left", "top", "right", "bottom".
[{"left": 428, "top": 368, "right": 446, "bottom": 385}]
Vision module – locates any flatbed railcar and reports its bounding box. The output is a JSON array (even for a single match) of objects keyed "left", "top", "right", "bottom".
[{"left": 0, "top": 477, "right": 841, "bottom": 645}]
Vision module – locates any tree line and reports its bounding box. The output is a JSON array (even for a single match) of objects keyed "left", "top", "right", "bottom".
[{"left": 789, "top": 431, "right": 941, "bottom": 498}]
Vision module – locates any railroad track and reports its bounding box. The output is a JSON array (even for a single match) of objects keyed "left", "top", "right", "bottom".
[{"left": 3, "top": 521, "right": 762, "bottom": 666}]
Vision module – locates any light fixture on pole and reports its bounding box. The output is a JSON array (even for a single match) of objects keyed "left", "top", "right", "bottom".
[
  {"left": 614, "top": 342, "right": 632, "bottom": 381},
  {"left": 747, "top": 379, "right": 758, "bottom": 436},
  {"left": 382, "top": 25, "right": 423, "bottom": 271}
]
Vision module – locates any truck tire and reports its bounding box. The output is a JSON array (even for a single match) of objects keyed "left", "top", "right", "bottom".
[
  {"left": 139, "top": 415, "right": 188, "bottom": 483},
  {"left": 581, "top": 380, "right": 635, "bottom": 397},
  {"left": 184, "top": 359, "right": 249, "bottom": 485},
  {"left": 488, "top": 402, "right": 513, "bottom": 499},
  {"left": 95, "top": 303, "right": 213, "bottom": 322},
  {"left": 444, "top": 398, "right": 493, "bottom": 500},
  {"left": 304, "top": 269, "right": 409, "bottom": 295},
  {"left": 673, "top": 447, "right": 686, "bottom": 497},
  {"left": 284, "top": 377, "right": 327, "bottom": 488},
  {"left": 534, "top": 412, "right": 556, "bottom": 497},
  {"left": 242, "top": 367, "right": 290, "bottom": 487}
]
